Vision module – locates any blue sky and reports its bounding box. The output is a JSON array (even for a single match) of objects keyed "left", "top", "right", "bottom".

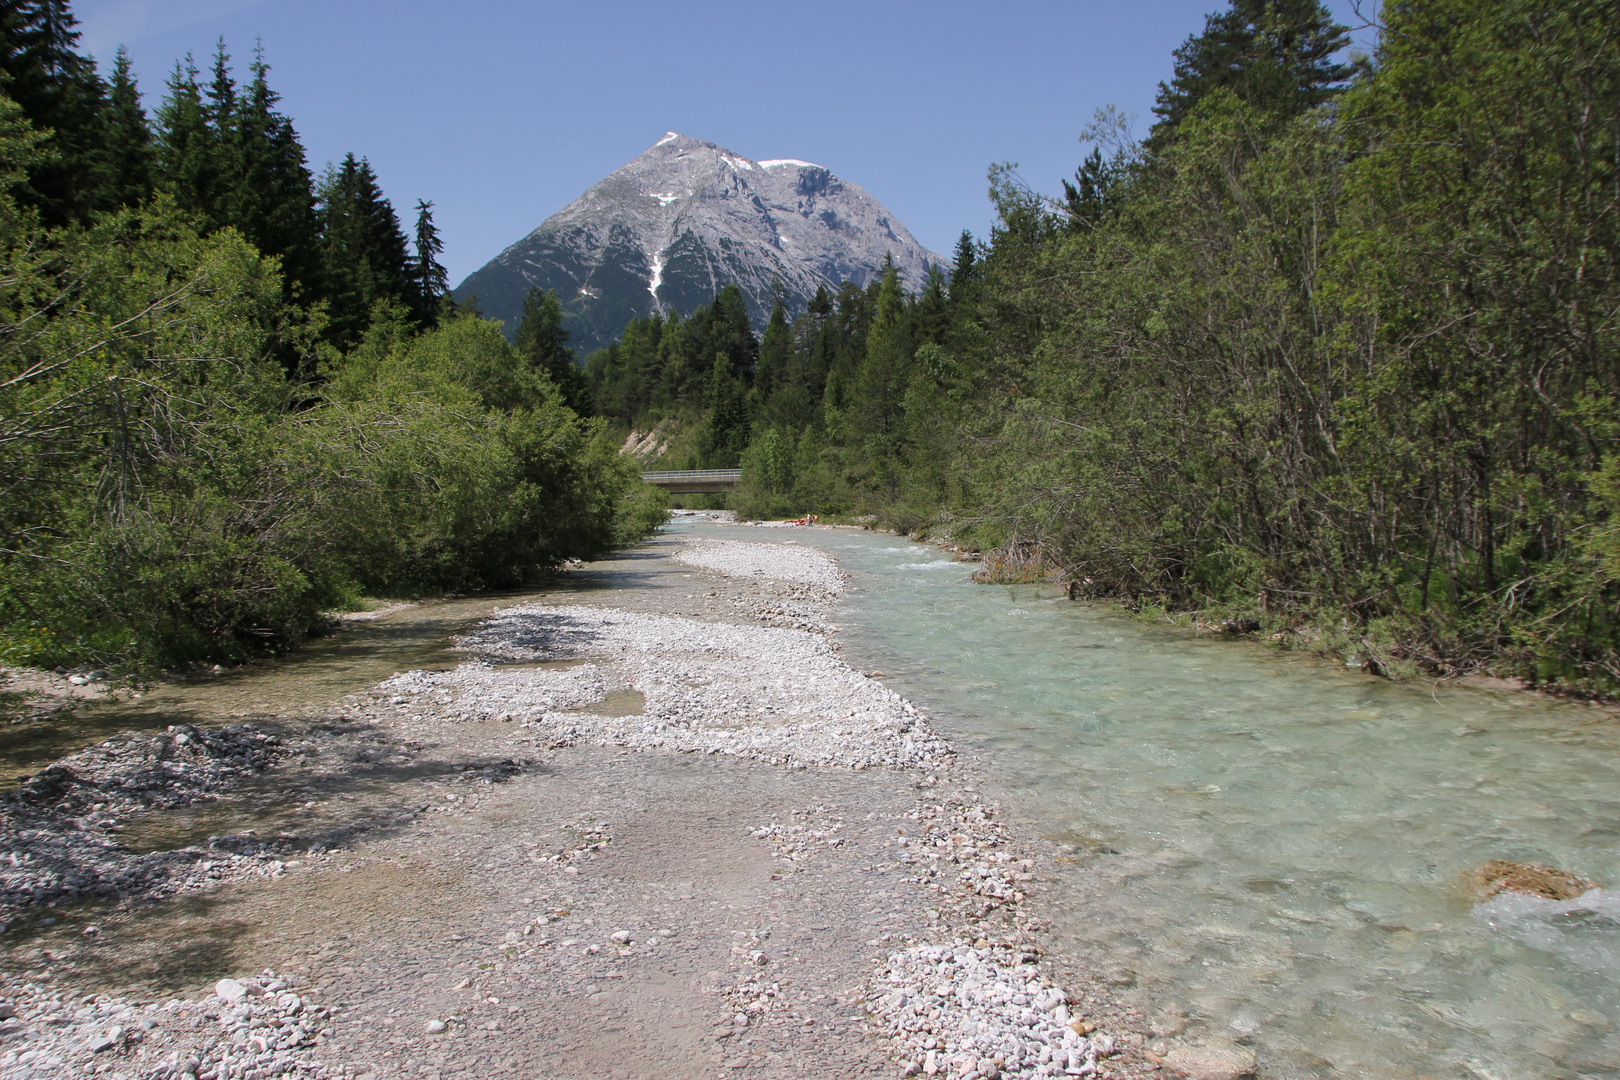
[{"left": 74, "top": 1, "right": 1380, "bottom": 287}]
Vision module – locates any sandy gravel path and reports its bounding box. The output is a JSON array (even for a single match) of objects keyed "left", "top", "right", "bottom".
[{"left": 0, "top": 530, "right": 1166, "bottom": 1080}]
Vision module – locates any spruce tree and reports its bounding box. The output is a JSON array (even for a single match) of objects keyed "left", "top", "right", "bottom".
[
  {"left": 412, "top": 198, "right": 448, "bottom": 315},
  {"left": 316, "top": 152, "right": 414, "bottom": 349},
  {"left": 1149, "top": 0, "right": 1356, "bottom": 148},
  {"left": 712, "top": 283, "right": 759, "bottom": 375},
  {"left": 914, "top": 265, "right": 949, "bottom": 345},
  {"left": 230, "top": 46, "right": 319, "bottom": 303},
  {"left": 154, "top": 54, "right": 217, "bottom": 228},
  {"left": 0, "top": 0, "right": 111, "bottom": 224},
  {"left": 101, "top": 45, "right": 152, "bottom": 208},
  {"left": 755, "top": 301, "right": 792, "bottom": 400},
  {"left": 851, "top": 261, "right": 912, "bottom": 443},
  {"left": 203, "top": 38, "right": 236, "bottom": 137},
  {"left": 1061, "top": 149, "right": 1121, "bottom": 231},
  {"left": 947, "top": 230, "right": 978, "bottom": 306},
  {"left": 515, "top": 286, "right": 587, "bottom": 412},
  {"left": 700, "top": 351, "right": 752, "bottom": 468}
]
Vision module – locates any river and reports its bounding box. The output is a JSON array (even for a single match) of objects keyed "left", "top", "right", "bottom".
[{"left": 679, "top": 522, "right": 1618, "bottom": 1080}]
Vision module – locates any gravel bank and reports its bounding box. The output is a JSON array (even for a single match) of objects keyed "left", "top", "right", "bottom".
[
  {"left": 0, "top": 726, "right": 293, "bottom": 913},
  {"left": 673, "top": 538, "right": 847, "bottom": 595},
  {"left": 0, "top": 531, "right": 1160, "bottom": 1080},
  {"left": 356, "top": 604, "right": 949, "bottom": 771},
  {"left": 337, "top": 537, "right": 1144, "bottom": 1079},
  {"left": 0, "top": 969, "right": 346, "bottom": 1079}
]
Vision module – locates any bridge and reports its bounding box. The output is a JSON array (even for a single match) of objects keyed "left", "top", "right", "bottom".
[{"left": 640, "top": 469, "right": 742, "bottom": 494}]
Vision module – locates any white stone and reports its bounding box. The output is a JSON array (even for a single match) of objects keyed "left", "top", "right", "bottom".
[{"left": 214, "top": 979, "right": 248, "bottom": 1004}]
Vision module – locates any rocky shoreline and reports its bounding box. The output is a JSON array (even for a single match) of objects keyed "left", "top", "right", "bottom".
[{"left": 0, "top": 530, "right": 1176, "bottom": 1080}]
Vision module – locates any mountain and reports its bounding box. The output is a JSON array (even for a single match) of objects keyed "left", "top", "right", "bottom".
[{"left": 453, "top": 133, "right": 948, "bottom": 354}]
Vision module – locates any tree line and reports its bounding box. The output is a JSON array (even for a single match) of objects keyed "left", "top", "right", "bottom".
[
  {"left": 583, "top": 0, "right": 1620, "bottom": 695},
  {"left": 0, "top": 2, "right": 443, "bottom": 354},
  {"left": 0, "top": 1, "right": 666, "bottom": 672}
]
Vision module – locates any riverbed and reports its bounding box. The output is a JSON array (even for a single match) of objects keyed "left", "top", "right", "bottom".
[
  {"left": 2, "top": 518, "right": 1616, "bottom": 1079},
  {"left": 688, "top": 521, "right": 1620, "bottom": 1080},
  {"left": 2, "top": 528, "right": 1132, "bottom": 1080}
]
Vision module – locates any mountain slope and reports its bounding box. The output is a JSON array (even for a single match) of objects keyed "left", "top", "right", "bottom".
[{"left": 454, "top": 134, "right": 947, "bottom": 353}]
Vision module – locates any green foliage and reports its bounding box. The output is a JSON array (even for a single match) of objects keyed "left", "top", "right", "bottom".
[
  {"left": 0, "top": 193, "right": 334, "bottom": 667},
  {"left": 316, "top": 153, "right": 419, "bottom": 350},
  {"left": 515, "top": 286, "right": 588, "bottom": 413},
  {"left": 1148, "top": 0, "right": 1358, "bottom": 148},
  {"left": 320, "top": 308, "right": 656, "bottom": 592},
  {"left": 0, "top": 72, "right": 665, "bottom": 671},
  {"left": 581, "top": 0, "right": 1620, "bottom": 692},
  {"left": 932, "top": 0, "right": 1620, "bottom": 690}
]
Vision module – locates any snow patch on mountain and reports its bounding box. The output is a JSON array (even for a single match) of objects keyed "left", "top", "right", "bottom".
[{"left": 647, "top": 247, "right": 667, "bottom": 302}]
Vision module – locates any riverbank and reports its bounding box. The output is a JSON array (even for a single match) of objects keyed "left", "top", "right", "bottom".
[{"left": 0, "top": 530, "right": 1181, "bottom": 1080}]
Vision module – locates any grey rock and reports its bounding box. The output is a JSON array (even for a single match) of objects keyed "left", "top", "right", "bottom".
[
  {"left": 214, "top": 978, "right": 248, "bottom": 1004},
  {"left": 455, "top": 133, "right": 948, "bottom": 353},
  {"left": 425, "top": 1019, "right": 447, "bottom": 1034},
  {"left": 1162, "top": 1039, "right": 1257, "bottom": 1080}
]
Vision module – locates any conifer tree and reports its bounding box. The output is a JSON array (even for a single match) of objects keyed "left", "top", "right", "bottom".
[
  {"left": 851, "top": 261, "right": 912, "bottom": 443},
  {"left": 229, "top": 46, "right": 319, "bottom": 301},
  {"left": 203, "top": 38, "right": 235, "bottom": 136},
  {"left": 755, "top": 301, "right": 793, "bottom": 400},
  {"left": 316, "top": 152, "right": 414, "bottom": 349},
  {"left": 914, "top": 265, "right": 950, "bottom": 345},
  {"left": 515, "top": 286, "right": 587, "bottom": 412},
  {"left": 1149, "top": 0, "right": 1356, "bottom": 148},
  {"left": 0, "top": 0, "right": 110, "bottom": 223},
  {"left": 711, "top": 283, "right": 759, "bottom": 375},
  {"left": 1061, "top": 149, "right": 1121, "bottom": 231},
  {"left": 154, "top": 54, "right": 216, "bottom": 227},
  {"left": 947, "top": 231, "right": 978, "bottom": 306},
  {"left": 699, "top": 351, "right": 752, "bottom": 467},
  {"left": 101, "top": 45, "right": 151, "bottom": 208},
  {"left": 413, "top": 198, "right": 448, "bottom": 312}
]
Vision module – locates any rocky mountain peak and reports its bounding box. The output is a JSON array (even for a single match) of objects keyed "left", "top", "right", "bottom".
[{"left": 455, "top": 134, "right": 946, "bottom": 354}]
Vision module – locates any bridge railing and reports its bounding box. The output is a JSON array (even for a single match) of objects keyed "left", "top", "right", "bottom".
[{"left": 640, "top": 469, "right": 743, "bottom": 483}]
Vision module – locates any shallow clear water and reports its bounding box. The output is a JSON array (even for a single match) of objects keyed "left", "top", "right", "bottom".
[
  {"left": 675, "top": 522, "right": 1620, "bottom": 1079},
  {"left": 0, "top": 590, "right": 560, "bottom": 785}
]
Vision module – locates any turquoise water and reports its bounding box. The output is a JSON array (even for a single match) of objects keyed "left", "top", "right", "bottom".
[{"left": 675, "top": 522, "right": 1620, "bottom": 1079}]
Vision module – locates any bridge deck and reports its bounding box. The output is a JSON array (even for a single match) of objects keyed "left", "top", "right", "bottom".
[{"left": 641, "top": 469, "right": 742, "bottom": 494}]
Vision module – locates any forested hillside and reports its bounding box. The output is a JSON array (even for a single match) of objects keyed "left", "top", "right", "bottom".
[
  {"left": 583, "top": 0, "right": 1620, "bottom": 694},
  {"left": 0, "top": 3, "right": 666, "bottom": 671}
]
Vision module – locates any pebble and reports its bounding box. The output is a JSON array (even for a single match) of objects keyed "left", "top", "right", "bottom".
[
  {"left": 378, "top": 603, "right": 951, "bottom": 771},
  {"left": 0, "top": 723, "right": 291, "bottom": 911},
  {"left": 864, "top": 787, "right": 1120, "bottom": 1079},
  {"left": 673, "top": 537, "right": 847, "bottom": 594},
  {"left": 0, "top": 969, "right": 336, "bottom": 1077},
  {"left": 426, "top": 1019, "right": 447, "bottom": 1034}
]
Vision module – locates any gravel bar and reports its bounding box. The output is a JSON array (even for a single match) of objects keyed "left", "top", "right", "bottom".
[{"left": 0, "top": 532, "right": 1168, "bottom": 1080}]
